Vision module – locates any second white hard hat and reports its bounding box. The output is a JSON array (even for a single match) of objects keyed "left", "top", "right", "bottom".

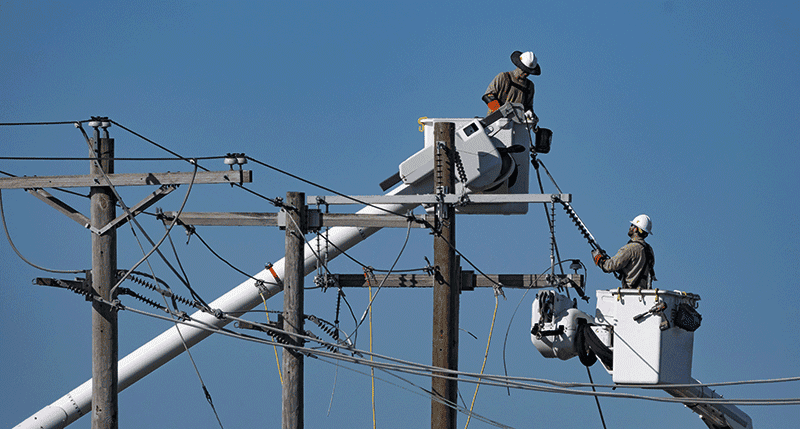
[
  {"left": 511, "top": 51, "right": 541, "bottom": 75},
  {"left": 630, "top": 214, "right": 653, "bottom": 235}
]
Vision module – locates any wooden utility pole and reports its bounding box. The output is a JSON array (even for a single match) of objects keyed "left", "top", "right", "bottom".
[
  {"left": 283, "top": 192, "right": 306, "bottom": 429},
  {"left": 431, "top": 122, "right": 459, "bottom": 429},
  {"left": 91, "top": 124, "right": 118, "bottom": 429}
]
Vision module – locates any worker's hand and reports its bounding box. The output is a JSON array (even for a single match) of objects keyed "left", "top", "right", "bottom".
[
  {"left": 525, "top": 110, "right": 539, "bottom": 127},
  {"left": 482, "top": 94, "right": 501, "bottom": 112},
  {"left": 591, "top": 249, "right": 607, "bottom": 267}
]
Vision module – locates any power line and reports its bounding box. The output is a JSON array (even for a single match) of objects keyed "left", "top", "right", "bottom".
[{"left": 113, "top": 299, "right": 800, "bottom": 406}]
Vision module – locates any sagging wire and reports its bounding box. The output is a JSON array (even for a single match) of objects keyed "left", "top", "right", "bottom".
[
  {"left": 74, "top": 122, "right": 200, "bottom": 305},
  {"left": 349, "top": 218, "right": 414, "bottom": 343},
  {"left": 0, "top": 189, "right": 84, "bottom": 274},
  {"left": 245, "top": 155, "right": 431, "bottom": 227},
  {"left": 79, "top": 121, "right": 225, "bottom": 427},
  {"left": 464, "top": 287, "right": 500, "bottom": 429},
  {"left": 501, "top": 259, "right": 588, "bottom": 395},
  {"left": 115, "top": 299, "right": 800, "bottom": 406},
  {"left": 435, "top": 232, "right": 506, "bottom": 297},
  {"left": 311, "top": 228, "right": 427, "bottom": 274},
  {"left": 110, "top": 119, "right": 282, "bottom": 208},
  {"left": 315, "top": 356, "right": 515, "bottom": 429}
]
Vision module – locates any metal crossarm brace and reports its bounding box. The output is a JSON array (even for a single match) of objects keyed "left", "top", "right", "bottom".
[
  {"left": 26, "top": 187, "right": 92, "bottom": 229},
  {"left": 97, "top": 184, "right": 177, "bottom": 235}
]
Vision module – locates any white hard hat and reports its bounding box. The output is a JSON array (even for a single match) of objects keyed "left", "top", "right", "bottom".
[
  {"left": 511, "top": 51, "right": 541, "bottom": 75},
  {"left": 630, "top": 214, "right": 653, "bottom": 235}
]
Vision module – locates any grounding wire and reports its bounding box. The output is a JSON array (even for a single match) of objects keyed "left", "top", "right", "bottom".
[
  {"left": 115, "top": 299, "right": 800, "bottom": 406},
  {"left": 0, "top": 189, "right": 84, "bottom": 274}
]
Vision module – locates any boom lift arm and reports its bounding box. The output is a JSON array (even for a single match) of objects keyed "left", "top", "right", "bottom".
[{"left": 17, "top": 107, "right": 530, "bottom": 429}]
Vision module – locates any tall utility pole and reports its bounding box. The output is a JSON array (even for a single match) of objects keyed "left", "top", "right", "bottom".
[
  {"left": 431, "top": 122, "right": 459, "bottom": 429},
  {"left": 283, "top": 192, "right": 306, "bottom": 429},
  {"left": 91, "top": 124, "right": 118, "bottom": 429}
]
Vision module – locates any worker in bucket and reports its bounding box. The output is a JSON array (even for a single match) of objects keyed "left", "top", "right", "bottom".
[
  {"left": 592, "top": 214, "right": 657, "bottom": 289},
  {"left": 482, "top": 50, "right": 540, "bottom": 126}
]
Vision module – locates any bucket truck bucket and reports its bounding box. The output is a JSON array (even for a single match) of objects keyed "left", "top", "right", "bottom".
[
  {"left": 595, "top": 288, "right": 699, "bottom": 384},
  {"left": 397, "top": 109, "right": 532, "bottom": 215}
]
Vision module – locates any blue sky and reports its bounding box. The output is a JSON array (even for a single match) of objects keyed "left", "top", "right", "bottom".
[{"left": 1, "top": 1, "right": 799, "bottom": 428}]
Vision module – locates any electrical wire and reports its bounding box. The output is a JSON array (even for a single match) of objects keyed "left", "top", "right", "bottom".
[
  {"left": 366, "top": 271, "right": 377, "bottom": 429},
  {"left": 110, "top": 119, "right": 283, "bottom": 207},
  {"left": 0, "top": 155, "right": 226, "bottom": 161},
  {"left": 0, "top": 189, "right": 84, "bottom": 274},
  {"left": 261, "top": 293, "right": 283, "bottom": 385},
  {"left": 74, "top": 123, "right": 199, "bottom": 302},
  {"left": 78, "top": 127, "right": 226, "bottom": 428},
  {"left": 117, "top": 301, "right": 800, "bottom": 407},
  {"left": 350, "top": 219, "right": 413, "bottom": 341},
  {"left": 245, "top": 155, "right": 429, "bottom": 225},
  {"left": 464, "top": 291, "right": 499, "bottom": 429},
  {"left": 587, "top": 366, "right": 608, "bottom": 429}
]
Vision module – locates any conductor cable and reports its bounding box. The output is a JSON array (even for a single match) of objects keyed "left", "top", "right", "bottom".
[{"left": 0, "top": 190, "right": 84, "bottom": 274}]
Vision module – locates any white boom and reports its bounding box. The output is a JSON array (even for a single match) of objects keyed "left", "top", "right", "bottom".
[
  {"left": 531, "top": 288, "right": 753, "bottom": 429},
  {"left": 16, "top": 183, "right": 423, "bottom": 429},
  {"left": 18, "top": 108, "right": 533, "bottom": 428}
]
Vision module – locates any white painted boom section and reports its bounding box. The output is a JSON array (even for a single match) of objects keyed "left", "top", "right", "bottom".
[{"left": 16, "top": 183, "right": 423, "bottom": 429}]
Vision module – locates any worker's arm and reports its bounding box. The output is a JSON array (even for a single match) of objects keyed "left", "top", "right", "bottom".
[
  {"left": 594, "top": 245, "right": 632, "bottom": 273},
  {"left": 482, "top": 93, "right": 501, "bottom": 112},
  {"left": 483, "top": 72, "right": 506, "bottom": 112}
]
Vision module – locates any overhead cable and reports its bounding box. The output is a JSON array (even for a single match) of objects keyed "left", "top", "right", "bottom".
[
  {"left": 0, "top": 190, "right": 84, "bottom": 274},
  {"left": 113, "top": 298, "right": 800, "bottom": 406}
]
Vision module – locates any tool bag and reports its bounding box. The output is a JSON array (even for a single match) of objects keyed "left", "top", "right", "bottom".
[{"left": 673, "top": 302, "right": 702, "bottom": 332}]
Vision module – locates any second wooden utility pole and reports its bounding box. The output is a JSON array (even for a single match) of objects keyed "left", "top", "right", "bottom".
[
  {"left": 283, "top": 192, "right": 306, "bottom": 429},
  {"left": 91, "top": 124, "right": 118, "bottom": 429},
  {"left": 431, "top": 122, "right": 459, "bottom": 429}
]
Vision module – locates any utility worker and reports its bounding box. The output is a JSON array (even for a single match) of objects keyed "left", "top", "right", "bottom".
[
  {"left": 592, "top": 215, "right": 657, "bottom": 289},
  {"left": 483, "top": 50, "right": 540, "bottom": 126}
]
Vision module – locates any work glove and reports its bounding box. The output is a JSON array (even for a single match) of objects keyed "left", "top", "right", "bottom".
[
  {"left": 482, "top": 94, "right": 501, "bottom": 112},
  {"left": 591, "top": 249, "right": 608, "bottom": 268},
  {"left": 524, "top": 110, "right": 539, "bottom": 127}
]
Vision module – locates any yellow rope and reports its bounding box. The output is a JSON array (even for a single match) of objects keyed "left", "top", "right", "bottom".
[
  {"left": 261, "top": 293, "right": 283, "bottom": 385},
  {"left": 366, "top": 272, "right": 377, "bottom": 429},
  {"left": 464, "top": 294, "right": 499, "bottom": 429}
]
